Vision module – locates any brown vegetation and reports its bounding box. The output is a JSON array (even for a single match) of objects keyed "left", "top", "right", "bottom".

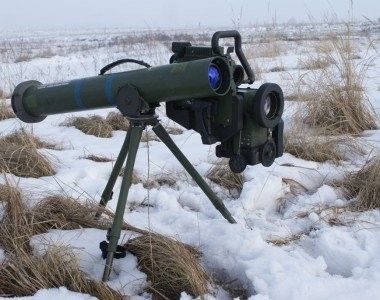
[
  {"left": 143, "top": 174, "right": 177, "bottom": 189},
  {"left": 1, "top": 129, "right": 56, "bottom": 149},
  {"left": 124, "top": 233, "right": 209, "bottom": 299},
  {"left": 165, "top": 126, "right": 183, "bottom": 135},
  {"left": 337, "top": 158, "right": 380, "bottom": 210},
  {"left": 0, "top": 145, "right": 55, "bottom": 178},
  {"left": 269, "top": 65, "right": 286, "bottom": 72},
  {"left": 206, "top": 160, "right": 243, "bottom": 195},
  {"left": 284, "top": 129, "right": 363, "bottom": 164},
  {"left": 106, "top": 111, "right": 130, "bottom": 131},
  {"left": 83, "top": 154, "right": 113, "bottom": 162},
  {"left": 63, "top": 115, "right": 113, "bottom": 138},
  {"left": 141, "top": 130, "right": 160, "bottom": 143},
  {"left": 0, "top": 247, "right": 123, "bottom": 299},
  {"left": 0, "top": 183, "right": 209, "bottom": 298},
  {"left": 0, "top": 102, "right": 15, "bottom": 120},
  {"left": 119, "top": 168, "right": 142, "bottom": 185},
  {"left": 245, "top": 41, "right": 285, "bottom": 58},
  {"left": 0, "top": 185, "right": 124, "bottom": 298},
  {"left": 298, "top": 56, "right": 332, "bottom": 70},
  {"left": 296, "top": 33, "right": 377, "bottom": 134}
]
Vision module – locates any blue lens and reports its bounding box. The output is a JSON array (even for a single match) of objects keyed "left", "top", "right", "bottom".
[{"left": 208, "top": 65, "right": 221, "bottom": 90}]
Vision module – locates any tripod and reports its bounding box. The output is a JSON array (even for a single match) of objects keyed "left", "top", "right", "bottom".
[{"left": 97, "top": 113, "right": 236, "bottom": 282}]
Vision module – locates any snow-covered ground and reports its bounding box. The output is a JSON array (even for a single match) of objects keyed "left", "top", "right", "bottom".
[{"left": 0, "top": 22, "right": 379, "bottom": 299}]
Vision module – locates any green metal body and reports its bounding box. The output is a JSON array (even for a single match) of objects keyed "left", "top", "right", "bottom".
[
  {"left": 240, "top": 89, "right": 268, "bottom": 148},
  {"left": 102, "top": 124, "right": 143, "bottom": 281},
  {"left": 18, "top": 57, "right": 231, "bottom": 119}
]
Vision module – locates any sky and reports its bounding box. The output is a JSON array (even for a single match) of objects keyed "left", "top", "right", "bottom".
[{"left": 0, "top": 0, "right": 378, "bottom": 30}]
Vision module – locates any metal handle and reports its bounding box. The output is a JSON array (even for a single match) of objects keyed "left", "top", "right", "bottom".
[
  {"left": 99, "top": 59, "right": 151, "bottom": 75},
  {"left": 211, "top": 30, "right": 255, "bottom": 84}
]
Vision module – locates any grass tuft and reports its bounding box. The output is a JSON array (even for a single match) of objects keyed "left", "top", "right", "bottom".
[
  {"left": 0, "top": 102, "right": 15, "bottom": 120},
  {"left": 165, "top": 126, "right": 183, "bottom": 135},
  {"left": 31, "top": 195, "right": 116, "bottom": 231},
  {"left": 337, "top": 158, "right": 380, "bottom": 210},
  {"left": 0, "top": 184, "right": 207, "bottom": 299},
  {"left": 105, "top": 112, "right": 130, "bottom": 131},
  {"left": 64, "top": 116, "right": 113, "bottom": 138},
  {"left": 0, "top": 145, "right": 55, "bottom": 178},
  {"left": 0, "top": 247, "right": 123, "bottom": 299},
  {"left": 297, "top": 33, "right": 377, "bottom": 134},
  {"left": 119, "top": 168, "right": 142, "bottom": 185},
  {"left": 1, "top": 129, "right": 56, "bottom": 149},
  {"left": 124, "top": 233, "right": 210, "bottom": 299},
  {"left": 284, "top": 128, "right": 363, "bottom": 164},
  {"left": 206, "top": 160, "right": 243, "bottom": 195},
  {"left": 83, "top": 154, "right": 113, "bottom": 163}
]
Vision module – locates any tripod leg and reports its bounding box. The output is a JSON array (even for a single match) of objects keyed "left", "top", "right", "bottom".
[
  {"left": 152, "top": 123, "right": 236, "bottom": 224},
  {"left": 98, "top": 127, "right": 132, "bottom": 209},
  {"left": 102, "top": 124, "right": 143, "bottom": 282}
]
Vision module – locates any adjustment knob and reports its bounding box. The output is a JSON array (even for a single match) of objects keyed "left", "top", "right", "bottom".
[{"left": 229, "top": 154, "right": 247, "bottom": 173}]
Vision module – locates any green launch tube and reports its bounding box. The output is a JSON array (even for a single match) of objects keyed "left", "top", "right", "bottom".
[{"left": 12, "top": 57, "right": 232, "bottom": 123}]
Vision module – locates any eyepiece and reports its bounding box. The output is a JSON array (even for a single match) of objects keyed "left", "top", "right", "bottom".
[{"left": 252, "top": 83, "right": 284, "bottom": 128}]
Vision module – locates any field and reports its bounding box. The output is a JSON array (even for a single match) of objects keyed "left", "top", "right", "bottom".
[{"left": 0, "top": 21, "right": 379, "bottom": 299}]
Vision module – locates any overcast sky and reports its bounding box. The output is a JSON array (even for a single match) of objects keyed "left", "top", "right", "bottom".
[{"left": 0, "top": 0, "right": 378, "bottom": 30}]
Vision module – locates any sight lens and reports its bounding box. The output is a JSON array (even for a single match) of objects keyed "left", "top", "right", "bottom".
[
  {"left": 264, "top": 93, "right": 278, "bottom": 119},
  {"left": 264, "top": 96, "right": 272, "bottom": 116},
  {"left": 208, "top": 65, "right": 221, "bottom": 90}
]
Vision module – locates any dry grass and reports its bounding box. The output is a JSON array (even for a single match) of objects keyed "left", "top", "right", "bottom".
[
  {"left": 143, "top": 175, "right": 177, "bottom": 189},
  {"left": 296, "top": 32, "right": 377, "bottom": 134},
  {"left": 119, "top": 168, "right": 142, "bottom": 185},
  {"left": 123, "top": 233, "right": 210, "bottom": 299},
  {"left": 32, "top": 195, "right": 146, "bottom": 234},
  {"left": 165, "top": 126, "right": 183, "bottom": 135},
  {"left": 337, "top": 158, "right": 380, "bottom": 210},
  {"left": 105, "top": 111, "right": 129, "bottom": 131},
  {"left": 31, "top": 195, "right": 117, "bottom": 231},
  {"left": 245, "top": 41, "right": 285, "bottom": 58},
  {"left": 83, "top": 154, "right": 113, "bottom": 163},
  {"left": 0, "top": 101, "right": 15, "bottom": 120},
  {"left": 0, "top": 247, "right": 123, "bottom": 299},
  {"left": 299, "top": 56, "right": 332, "bottom": 70},
  {"left": 206, "top": 160, "right": 243, "bottom": 196},
  {"left": 0, "top": 144, "right": 55, "bottom": 178},
  {"left": 141, "top": 130, "right": 160, "bottom": 143},
  {"left": 1, "top": 129, "right": 56, "bottom": 149},
  {"left": 269, "top": 65, "right": 286, "bottom": 72},
  {"left": 267, "top": 233, "right": 304, "bottom": 246},
  {"left": 63, "top": 115, "right": 113, "bottom": 138},
  {"left": 284, "top": 128, "right": 363, "bottom": 164},
  {"left": 0, "top": 185, "right": 132, "bottom": 299},
  {"left": 0, "top": 130, "right": 56, "bottom": 178},
  {"left": 0, "top": 181, "right": 31, "bottom": 253},
  {"left": 0, "top": 182, "right": 210, "bottom": 299}
]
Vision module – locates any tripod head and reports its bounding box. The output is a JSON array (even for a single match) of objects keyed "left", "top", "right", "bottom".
[{"left": 11, "top": 30, "right": 284, "bottom": 173}]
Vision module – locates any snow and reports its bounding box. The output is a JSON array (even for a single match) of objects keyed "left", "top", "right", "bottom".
[
  {"left": 0, "top": 287, "right": 97, "bottom": 300},
  {"left": 0, "top": 22, "right": 379, "bottom": 299}
]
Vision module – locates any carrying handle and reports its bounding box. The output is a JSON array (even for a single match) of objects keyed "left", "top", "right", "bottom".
[
  {"left": 99, "top": 59, "right": 151, "bottom": 75},
  {"left": 211, "top": 30, "right": 254, "bottom": 84}
]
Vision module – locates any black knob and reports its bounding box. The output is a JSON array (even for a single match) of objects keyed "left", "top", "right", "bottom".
[{"left": 229, "top": 154, "right": 247, "bottom": 173}]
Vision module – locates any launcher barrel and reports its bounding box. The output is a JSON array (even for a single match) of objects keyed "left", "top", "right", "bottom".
[{"left": 12, "top": 57, "right": 232, "bottom": 123}]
